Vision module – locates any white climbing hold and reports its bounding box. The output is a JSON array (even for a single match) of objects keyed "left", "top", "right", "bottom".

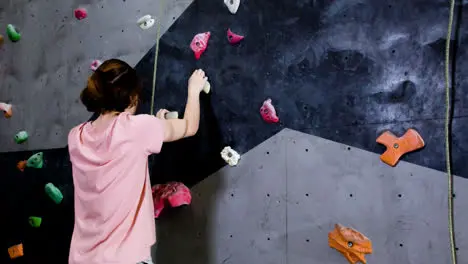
[
  {"left": 165, "top": 111, "right": 179, "bottom": 119},
  {"left": 90, "top": 60, "right": 102, "bottom": 71},
  {"left": 203, "top": 81, "right": 211, "bottom": 94},
  {"left": 221, "top": 146, "right": 241, "bottom": 166},
  {"left": 224, "top": 0, "right": 240, "bottom": 14},
  {"left": 137, "top": 15, "right": 155, "bottom": 30}
]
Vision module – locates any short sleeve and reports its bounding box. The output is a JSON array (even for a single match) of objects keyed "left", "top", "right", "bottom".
[{"left": 132, "top": 114, "right": 166, "bottom": 155}]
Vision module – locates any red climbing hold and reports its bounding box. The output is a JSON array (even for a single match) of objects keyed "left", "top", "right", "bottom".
[
  {"left": 152, "top": 182, "right": 192, "bottom": 218},
  {"left": 190, "top": 32, "right": 210, "bottom": 60},
  {"left": 74, "top": 8, "right": 87, "bottom": 20},
  {"left": 90, "top": 60, "right": 102, "bottom": 71},
  {"left": 227, "top": 28, "right": 244, "bottom": 45},
  {"left": 260, "top": 98, "right": 279, "bottom": 123}
]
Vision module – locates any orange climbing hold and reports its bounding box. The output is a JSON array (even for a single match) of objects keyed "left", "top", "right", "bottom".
[
  {"left": 17, "top": 160, "right": 27, "bottom": 172},
  {"left": 376, "top": 128, "right": 425, "bottom": 166},
  {"left": 0, "top": 102, "right": 12, "bottom": 118},
  {"left": 328, "top": 224, "right": 372, "bottom": 264},
  {"left": 8, "top": 243, "right": 24, "bottom": 259}
]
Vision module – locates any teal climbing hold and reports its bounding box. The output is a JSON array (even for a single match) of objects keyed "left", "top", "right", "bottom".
[
  {"left": 45, "top": 183, "right": 63, "bottom": 204},
  {"left": 6, "top": 24, "right": 21, "bottom": 42},
  {"left": 14, "top": 131, "right": 28, "bottom": 144},
  {"left": 27, "top": 152, "right": 43, "bottom": 169},
  {"left": 28, "top": 216, "right": 42, "bottom": 228}
]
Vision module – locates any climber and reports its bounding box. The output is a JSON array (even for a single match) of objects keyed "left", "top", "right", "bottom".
[{"left": 67, "top": 59, "right": 208, "bottom": 264}]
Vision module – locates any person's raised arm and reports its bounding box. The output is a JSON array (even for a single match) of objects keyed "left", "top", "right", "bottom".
[{"left": 157, "top": 69, "right": 207, "bottom": 142}]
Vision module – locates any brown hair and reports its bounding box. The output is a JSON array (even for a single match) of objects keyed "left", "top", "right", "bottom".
[{"left": 80, "top": 59, "right": 141, "bottom": 114}]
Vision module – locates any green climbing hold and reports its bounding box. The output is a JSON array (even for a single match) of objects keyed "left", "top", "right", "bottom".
[
  {"left": 27, "top": 152, "right": 43, "bottom": 169},
  {"left": 14, "top": 131, "right": 28, "bottom": 144},
  {"left": 28, "top": 216, "right": 42, "bottom": 228},
  {"left": 45, "top": 183, "right": 63, "bottom": 204},
  {"left": 6, "top": 24, "right": 21, "bottom": 42}
]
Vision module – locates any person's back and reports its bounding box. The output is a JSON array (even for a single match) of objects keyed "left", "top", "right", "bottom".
[{"left": 68, "top": 59, "right": 208, "bottom": 264}]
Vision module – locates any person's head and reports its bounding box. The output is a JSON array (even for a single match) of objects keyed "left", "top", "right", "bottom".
[{"left": 80, "top": 59, "right": 141, "bottom": 115}]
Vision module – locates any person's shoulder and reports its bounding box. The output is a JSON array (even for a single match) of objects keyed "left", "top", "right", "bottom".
[
  {"left": 124, "top": 113, "right": 157, "bottom": 124},
  {"left": 68, "top": 122, "right": 87, "bottom": 145}
]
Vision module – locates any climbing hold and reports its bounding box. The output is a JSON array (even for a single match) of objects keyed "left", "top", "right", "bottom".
[
  {"left": 260, "top": 98, "right": 279, "bottom": 123},
  {"left": 227, "top": 28, "right": 244, "bottom": 45},
  {"left": 8, "top": 243, "right": 23, "bottom": 259},
  {"left": 221, "top": 146, "right": 241, "bottom": 166},
  {"left": 190, "top": 32, "right": 211, "bottom": 60},
  {"left": 74, "top": 8, "right": 87, "bottom": 20},
  {"left": 165, "top": 111, "right": 179, "bottom": 119},
  {"left": 17, "top": 160, "right": 27, "bottom": 172},
  {"left": 376, "top": 128, "right": 425, "bottom": 166},
  {"left": 27, "top": 152, "right": 44, "bottom": 169},
  {"left": 0, "top": 34, "right": 4, "bottom": 46},
  {"left": 328, "top": 224, "right": 372, "bottom": 264},
  {"left": 17, "top": 152, "right": 43, "bottom": 172},
  {"left": 0, "top": 102, "right": 12, "bottom": 118},
  {"left": 137, "top": 15, "right": 155, "bottom": 30},
  {"left": 28, "top": 216, "right": 42, "bottom": 228},
  {"left": 203, "top": 81, "right": 211, "bottom": 94},
  {"left": 224, "top": 0, "right": 240, "bottom": 14},
  {"left": 6, "top": 25, "right": 21, "bottom": 42},
  {"left": 152, "top": 182, "right": 192, "bottom": 218},
  {"left": 14, "top": 131, "right": 28, "bottom": 144},
  {"left": 45, "top": 183, "right": 63, "bottom": 204},
  {"left": 90, "top": 60, "right": 102, "bottom": 71}
]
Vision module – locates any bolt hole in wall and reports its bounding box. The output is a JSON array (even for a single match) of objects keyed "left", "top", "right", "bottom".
[
  {"left": 305, "top": 148, "right": 308, "bottom": 152},
  {"left": 347, "top": 147, "right": 351, "bottom": 150},
  {"left": 399, "top": 243, "right": 403, "bottom": 247},
  {"left": 266, "top": 151, "right": 270, "bottom": 155},
  {"left": 349, "top": 194, "right": 353, "bottom": 197}
]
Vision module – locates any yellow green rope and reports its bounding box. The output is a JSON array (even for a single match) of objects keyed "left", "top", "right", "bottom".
[
  {"left": 445, "top": 0, "right": 456, "bottom": 263},
  {"left": 150, "top": 0, "right": 165, "bottom": 115}
]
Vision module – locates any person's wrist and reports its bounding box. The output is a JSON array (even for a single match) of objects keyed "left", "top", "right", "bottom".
[{"left": 188, "top": 87, "right": 200, "bottom": 98}]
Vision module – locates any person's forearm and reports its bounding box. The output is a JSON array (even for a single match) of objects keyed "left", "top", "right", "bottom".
[{"left": 183, "top": 92, "right": 200, "bottom": 137}]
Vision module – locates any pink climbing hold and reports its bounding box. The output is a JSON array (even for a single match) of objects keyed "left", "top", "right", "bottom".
[
  {"left": 152, "top": 182, "right": 192, "bottom": 218},
  {"left": 90, "top": 60, "right": 102, "bottom": 71},
  {"left": 0, "top": 102, "right": 12, "bottom": 118},
  {"left": 260, "top": 98, "right": 279, "bottom": 123},
  {"left": 74, "top": 8, "right": 87, "bottom": 20},
  {"left": 227, "top": 28, "right": 244, "bottom": 45},
  {"left": 190, "top": 32, "right": 211, "bottom": 60}
]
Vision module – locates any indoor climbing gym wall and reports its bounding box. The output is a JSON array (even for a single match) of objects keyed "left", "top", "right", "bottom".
[{"left": 1, "top": 0, "right": 468, "bottom": 263}]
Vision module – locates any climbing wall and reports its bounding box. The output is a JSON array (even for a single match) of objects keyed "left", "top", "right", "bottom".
[
  {"left": 0, "top": 0, "right": 193, "bottom": 152},
  {"left": 154, "top": 128, "right": 468, "bottom": 264},
  {"left": 135, "top": 0, "right": 468, "bottom": 178}
]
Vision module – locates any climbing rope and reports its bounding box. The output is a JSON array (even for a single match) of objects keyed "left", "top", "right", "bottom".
[
  {"left": 150, "top": 0, "right": 165, "bottom": 115},
  {"left": 445, "top": 0, "right": 456, "bottom": 263}
]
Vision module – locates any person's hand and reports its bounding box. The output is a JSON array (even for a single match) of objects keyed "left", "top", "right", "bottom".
[
  {"left": 156, "top": 109, "right": 169, "bottom": 119},
  {"left": 188, "top": 69, "right": 208, "bottom": 96}
]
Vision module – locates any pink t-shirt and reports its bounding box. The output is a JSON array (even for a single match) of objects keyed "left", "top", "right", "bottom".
[{"left": 68, "top": 112, "right": 165, "bottom": 264}]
